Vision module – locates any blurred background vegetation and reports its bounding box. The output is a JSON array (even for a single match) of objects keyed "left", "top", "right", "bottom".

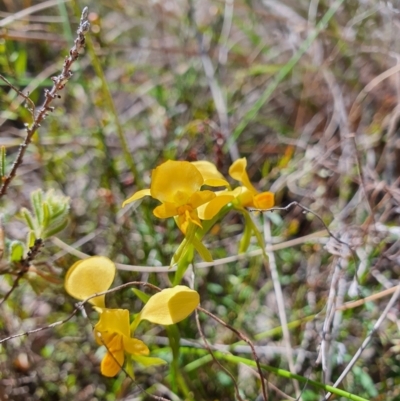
[{"left": 1, "top": 0, "right": 400, "bottom": 400}]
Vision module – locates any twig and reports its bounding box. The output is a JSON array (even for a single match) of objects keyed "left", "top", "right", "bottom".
[
  {"left": 0, "top": 280, "right": 160, "bottom": 344},
  {"left": 263, "top": 217, "right": 301, "bottom": 399},
  {"left": 317, "top": 257, "right": 341, "bottom": 371},
  {"left": 0, "top": 238, "right": 44, "bottom": 306},
  {"left": 254, "top": 202, "right": 346, "bottom": 248},
  {"left": 0, "top": 74, "right": 36, "bottom": 117},
  {"left": 198, "top": 306, "right": 268, "bottom": 401},
  {"left": 254, "top": 202, "right": 356, "bottom": 263},
  {"left": 323, "top": 285, "right": 400, "bottom": 400},
  {"left": 336, "top": 284, "right": 400, "bottom": 311},
  {"left": 0, "top": 278, "right": 169, "bottom": 400},
  {"left": 0, "top": 7, "right": 90, "bottom": 198},
  {"left": 51, "top": 229, "right": 329, "bottom": 273},
  {"left": 195, "top": 309, "right": 245, "bottom": 401}
]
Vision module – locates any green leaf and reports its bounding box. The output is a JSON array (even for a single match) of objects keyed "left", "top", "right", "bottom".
[
  {"left": 353, "top": 366, "right": 378, "bottom": 397},
  {"left": 42, "top": 202, "right": 50, "bottom": 229},
  {"left": 130, "top": 313, "right": 142, "bottom": 334},
  {"left": 132, "top": 355, "right": 167, "bottom": 367},
  {"left": 43, "top": 218, "right": 69, "bottom": 238},
  {"left": 0, "top": 146, "right": 5, "bottom": 178},
  {"left": 238, "top": 214, "right": 252, "bottom": 253},
  {"left": 132, "top": 288, "right": 151, "bottom": 303},
  {"left": 9, "top": 241, "right": 24, "bottom": 262},
  {"left": 21, "top": 208, "right": 35, "bottom": 231},
  {"left": 14, "top": 49, "right": 27, "bottom": 77},
  {"left": 124, "top": 354, "right": 135, "bottom": 379},
  {"left": 171, "top": 237, "right": 189, "bottom": 266},
  {"left": 26, "top": 231, "right": 36, "bottom": 249},
  {"left": 31, "top": 189, "right": 43, "bottom": 226},
  {"left": 240, "top": 209, "right": 267, "bottom": 259},
  {"left": 191, "top": 236, "right": 212, "bottom": 262},
  {"left": 173, "top": 245, "right": 194, "bottom": 286}
]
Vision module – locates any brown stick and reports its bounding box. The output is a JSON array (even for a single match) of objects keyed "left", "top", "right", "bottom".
[{"left": 0, "top": 7, "right": 90, "bottom": 198}]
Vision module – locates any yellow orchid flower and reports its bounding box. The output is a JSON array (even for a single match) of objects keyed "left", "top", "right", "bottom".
[
  {"left": 123, "top": 160, "right": 228, "bottom": 233},
  {"left": 64, "top": 256, "right": 116, "bottom": 308},
  {"left": 94, "top": 308, "right": 149, "bottom": 377},
  {"left": 229, "top": 158, "right": 274, "bottom": 209}
]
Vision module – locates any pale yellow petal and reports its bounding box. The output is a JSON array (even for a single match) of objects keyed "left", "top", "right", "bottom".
[
  {"left": 122, "top": 189, "right": 151, "bottom": 207},
  {"left": 64, "top": 256, "right": 116, "bottom": 308},
  {"left": 229, "top": 158, "right": 258, "bottom": 194},
  {"left": 151, "top": 160, "right": 203, "bottom": 204},
  {"left": 236, "top": 186, "right": 256, "bottom": 208},
  {"left": 123, "top": 337, "right": 149, "bottom": 356},
  {"left": 140, "top": 286, "right": 200, "bottom": 325},
  {"left": 191, "top": 161, "right": 229, "bottom": 187},
  {"left": 188, "top": 190, "right": 216, "bottom": 209},
  {"left": 197, "top": 194, "right": 234, "bottom": 220}
]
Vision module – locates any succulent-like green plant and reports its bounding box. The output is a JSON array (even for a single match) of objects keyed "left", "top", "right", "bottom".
[{"left": 20, "top": 189, "right": 70, "bottom": 248}]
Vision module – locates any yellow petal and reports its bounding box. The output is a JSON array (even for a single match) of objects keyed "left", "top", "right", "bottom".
[
  {"left": 236, "top": 186, "right": 256, "bottom": 208},
  {"left": 151, "top": 160, "right": 203, "bottom": 204},
  {"left": 175, "top": 214, "right": 188, "bottom": 234},
  {"left": 175, "top": 210, "right": 202, "bottom": 234},
  {"left": 229, "top": 158, "right": 258, "bottom": 194},
  {"left": 140, "top": 286, "right": 200, "bottom": 325},
  {"left": 253, "top": 192, "right": 274, "bottom": 209},
  {"left": 122, "top": 189, "right": 151, "bottom": 207},
  {"left": 94, "top": 329, "right": 116, "bottom": 347},
  {"left": 101, "top": 349, "right": 124, "bottom": 377},
  {"left": 123, "top": 337, "right": 150, "bottom": 356},
  {"left": 188, "top": 190, "right": 216, "bottom": 209},
  {"left": 96, "top": 332, "right": 123, "bottom": 352},
  {"left": 191, "top": 161, "right": 229, "bottom": 187},
  {"left": 64, "top": 256, "right": 116, "bottom": 308},
  {"left": 153, "top": 202, "right": 179, "bottom": 219},
  {"left": 94, "top": 309, "right": 131, "bottom": 338},
  {"left": 186, "top": 210, "right": 202, "bottom": 228},
  {"left": 197, "top": 194, "right": 234, "bottom": 220}
]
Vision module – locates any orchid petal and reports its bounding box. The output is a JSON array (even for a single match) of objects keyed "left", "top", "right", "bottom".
[
  {"left": 101, "top": 349, "right": 124, "bottom": 377},
  {"left": 191, "top": 161, "right": 229, "bottom": 187},
  {"left": 122, "top": 189, "right": 151, "bottom": 207},
  {"left": 153, "top": 202, "right": 179, "bottom": 219},
  {"left": 139, "top": 286, "right": 199, "bottom": 325},
  {"left": 94, "top": 309, "right": 131, "bottom": 338},
  {"left": 197, "top": 194, "right": 234, "bottom": 220},
  {"left": 123, "top": 337, "right": 149, "bottom": 356},
  {"left": 236, "top": 186, "right": 256, "bottom": 208},
  {"left": 229, "top": 158, "right": 258, "bottom": 194},
  {"left": 176, "top": 211, "right": 202, "bottom": 234},
  {"left": 253, "top": 192, "right": 274, "bottom": 209},
  {"left": 64, "top": 256, "right": 116, "bottom": 308},
  {"left": 188, "top": 190, "right": 216, "bottom": 209},
  {"left": 151, "top": 160, "right": 203, "bottom": 203}
]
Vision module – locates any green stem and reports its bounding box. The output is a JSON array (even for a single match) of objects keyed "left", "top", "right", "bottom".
[
  {"left": 180, "top": 348, "right": 370, "bottom": 401},
  {"left": 166, "top": 325, "right": 193, "bottom": 399}
]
